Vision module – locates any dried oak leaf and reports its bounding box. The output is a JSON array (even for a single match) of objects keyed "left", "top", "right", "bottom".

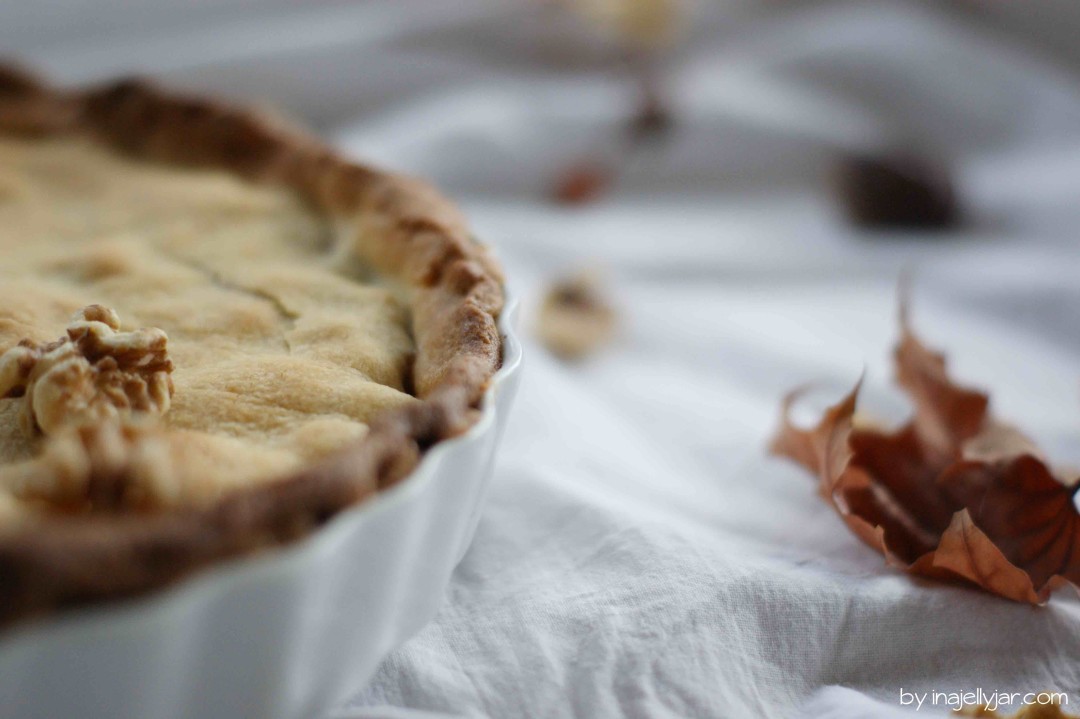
[{"left": 770, "top": 303, "right": 1080, "bottom": 603}]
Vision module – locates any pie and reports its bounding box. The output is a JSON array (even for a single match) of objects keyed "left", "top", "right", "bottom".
[{"left": 0, "top": 65, "right": 504, "bottom": 625}]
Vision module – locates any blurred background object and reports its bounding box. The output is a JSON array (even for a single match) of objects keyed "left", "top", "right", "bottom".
[
  {"left": 546, "top": 0, "right": 684, "bottom": 205},
  {"left": 834, "top": 152, "right": 960, "bottom": 230},
  {"left": 536, "top": 270, "right": 618, "bottom": 360},
  {"left": 554, "top": 0, "right": 682, "bottom": 49}
]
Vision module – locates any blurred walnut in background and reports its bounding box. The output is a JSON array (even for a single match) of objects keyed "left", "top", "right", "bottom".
[{"left": 536, "top": 271, "right": 618, "bottom": 361}]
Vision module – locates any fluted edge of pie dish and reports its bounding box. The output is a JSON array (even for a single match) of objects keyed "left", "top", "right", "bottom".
[{"left": 0, "top": 64, "right": 506, "bottom": 626}]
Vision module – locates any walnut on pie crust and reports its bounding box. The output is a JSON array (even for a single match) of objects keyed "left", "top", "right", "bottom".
[
  {"left": 0, "top": 64, "right": 504, "bottom": 625},
  {"left": 0, "top": 305, "right": 174, "bottom": 437}
]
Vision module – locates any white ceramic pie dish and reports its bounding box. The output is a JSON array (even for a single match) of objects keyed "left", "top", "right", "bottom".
[{"left": 0, "top": 296, "right": 522, "bottom": 719}]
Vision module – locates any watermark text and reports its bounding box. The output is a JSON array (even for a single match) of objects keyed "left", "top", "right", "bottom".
[{"left": 899, "top": 688, "right": 1069, "bottom": 712}]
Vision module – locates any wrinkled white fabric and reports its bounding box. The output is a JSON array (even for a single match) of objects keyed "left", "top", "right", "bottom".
[{"left": 6, "top": 2, "right": 1080, "bottom": 717}]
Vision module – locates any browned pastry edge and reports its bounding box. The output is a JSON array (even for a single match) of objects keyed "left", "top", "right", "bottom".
[{"left": 0, "top": 63, "right": 505, "bottom": 626}]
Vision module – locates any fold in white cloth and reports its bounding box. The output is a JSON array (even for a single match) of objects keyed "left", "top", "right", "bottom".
[{"left": 6, "top": 1, "right": 1080, "bottom": 716}]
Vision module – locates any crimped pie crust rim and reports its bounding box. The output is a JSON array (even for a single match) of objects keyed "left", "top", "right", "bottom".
[{"left": 0, "top": 64, "right": 504, "bottom": 626}]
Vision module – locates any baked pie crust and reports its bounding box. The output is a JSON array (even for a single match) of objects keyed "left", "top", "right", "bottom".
[{"left": 0, "top": 65, "right": 504, "bottom": 625}]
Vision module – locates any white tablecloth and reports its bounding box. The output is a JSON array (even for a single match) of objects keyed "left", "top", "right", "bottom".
[{"left": 7, "top": 2, "right": 1080, "bottom": 716}]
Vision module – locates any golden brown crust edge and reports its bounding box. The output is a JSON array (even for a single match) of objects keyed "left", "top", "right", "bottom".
[{"left": 0, "top": 64, "right": 505, "bottom": 626}]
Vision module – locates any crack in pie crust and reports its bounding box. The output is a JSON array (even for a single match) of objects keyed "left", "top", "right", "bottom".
[{"left": 0, "top": 65, "right": 504, "bottom": 626}]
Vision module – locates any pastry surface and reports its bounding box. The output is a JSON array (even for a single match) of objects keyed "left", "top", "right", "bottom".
[{"left": 0, "top": 136, "right": 417, "bottom": 514}]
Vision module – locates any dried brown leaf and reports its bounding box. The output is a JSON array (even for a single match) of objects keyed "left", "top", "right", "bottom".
[{"left": 770, "top": 299, "right": 1080, "bottom": 603}]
